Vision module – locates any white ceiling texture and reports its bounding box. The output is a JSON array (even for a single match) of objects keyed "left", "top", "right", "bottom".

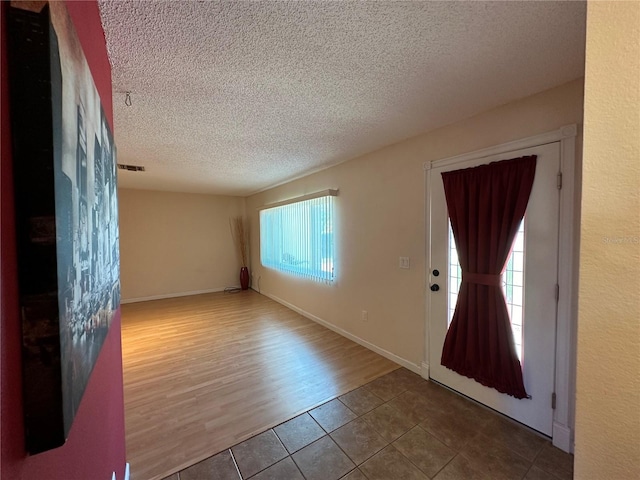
[{"left": 98, "top": 1, "right": 586, "bottom": 196}]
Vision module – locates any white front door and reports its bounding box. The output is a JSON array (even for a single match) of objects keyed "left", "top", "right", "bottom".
[{"left": 428, "top": 142, "right": 560, "bottom": 435}]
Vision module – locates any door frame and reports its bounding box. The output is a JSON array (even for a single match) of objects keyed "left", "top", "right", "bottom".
[{"left": 423, "top": 125, "right": 579, "bottom": 453}]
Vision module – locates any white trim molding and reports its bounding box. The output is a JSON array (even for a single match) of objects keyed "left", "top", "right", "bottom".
[
  {"left": 257, "top": 189, "right": 339, "bottom": 210},
  {"left": 264, "top": 293, "right": 421, "bottom": 375},
  {"left": 423, "top": 124, "right": 578, "bottom": 171},
  {"left": 420, "top": 361, "right": 430, "bottom": 380},
  {"left": 553, "top": 124, "right": 580, "bottom": 453},
  {"left": 121, "top": 288, "right": 228, "bottom": 304},
  {"left": 553, "top": 422, "right": 573, "bottom": 454},
  {"left": 424, "top": 125, "right": 579, "bottom": 453}
]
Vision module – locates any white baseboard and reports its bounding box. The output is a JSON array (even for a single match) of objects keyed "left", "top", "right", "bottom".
[
  {"left": 121, "top": 288, "right": 229, "bottom": 304},
  {"left": 264, "top": 293, "right": 421, "bottom": 375},
  {"left": 552, "top": 421, "right": 573, "bottom": 453}
]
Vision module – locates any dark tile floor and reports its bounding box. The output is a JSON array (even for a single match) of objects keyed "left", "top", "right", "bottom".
[{"left": 163, "top": 368, "right": 573, "bottom": 480}]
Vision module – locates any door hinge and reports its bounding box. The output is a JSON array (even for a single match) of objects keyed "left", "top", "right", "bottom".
[
  {"left": 555, "top": 284, "right": 560, "bottom": 301},
  {"left": 552, "top": 392, "right": 557, "bottom": 410},
  {"left": 557, "top": 172, "right": 563, "bottom": 190}
]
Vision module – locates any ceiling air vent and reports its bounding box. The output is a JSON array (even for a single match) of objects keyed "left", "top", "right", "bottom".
[{"left": 117, "top": 164, "right": 145, "bottom": 172}]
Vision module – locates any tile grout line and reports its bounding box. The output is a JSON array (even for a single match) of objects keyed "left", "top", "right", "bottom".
[
  {"left": 388, "top": 424, "right": 439, "bottom": 479},
  {"left": 530, "top": 438, "right": 568, "bottom": 480},
  {"left": 269, "top": 428, "right": 308, "bottom": 479},
  {"left": 288, "top": 436, "right": 332, "bottom": 480},
  {"left": 288, "top": 448, "right": 305, "bottom": 479},
  {"left": 228, "top": 448, "right": 243, "bottom": 480},
  {"left": 522, "top": 463, "right": 536, "bottom": 480},
  {"left": 335, "top": 382, "right": 426, "bottom": 476},
  {"left": 429, "top": 453, "right": 461, "bottom": 480},
  {"left": 173, "top": 370, "right": 572, "bottom": 480},
  {"left": 331, "top": 393, "right": 420, "bottom": 477},
  {"left": 251, "top": 400, "right": 362, "bottom": 480},
  {"left": 315, "top": 400, "right": 368, "bottom": 471},
  {"left": 330, "top": 419, "right": 386, "bottom": 469},
  {"left": 347, "top": 379, "right": 483, "bottom": 479}
]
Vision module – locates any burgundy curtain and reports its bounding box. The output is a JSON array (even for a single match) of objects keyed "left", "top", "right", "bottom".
[{"left": 440, "top": 155, "right": 536, "bottom": 399}]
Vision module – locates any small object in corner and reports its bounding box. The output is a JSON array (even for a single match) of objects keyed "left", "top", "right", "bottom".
[{"left": 240, "top": 267, "right": 250, "bottom": 290}]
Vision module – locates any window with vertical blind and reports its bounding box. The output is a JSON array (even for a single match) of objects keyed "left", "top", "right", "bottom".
[{"left": 260, "top": 190, "right": 336, "bottom": 283}]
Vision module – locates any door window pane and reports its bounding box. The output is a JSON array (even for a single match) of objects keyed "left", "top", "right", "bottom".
[{"left": 448, "top": 221, "right": 525, "bottom": 360}]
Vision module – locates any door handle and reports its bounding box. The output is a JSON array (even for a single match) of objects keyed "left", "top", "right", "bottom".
[{"left": 430, "top": 284, "right": 440, "bottom": 292}]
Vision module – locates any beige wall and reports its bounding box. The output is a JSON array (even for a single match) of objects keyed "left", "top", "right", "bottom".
[
  {"left": 247, "top": 78, "right": 584, "bottom": 371},
  {"left": 575, "top": 2, "right": 640, "bottom": 478},
  {"left": 118, "top": 189, "right": 246, "bottom": 301}
]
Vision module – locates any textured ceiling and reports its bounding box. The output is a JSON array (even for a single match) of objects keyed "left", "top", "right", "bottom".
[{"left": 99, "top": 1, "right": 586, "bottom": 196}]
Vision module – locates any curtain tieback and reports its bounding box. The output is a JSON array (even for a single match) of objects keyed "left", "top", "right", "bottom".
[{"left": 462, "top": 272, "right": 502, "bottom": 286}]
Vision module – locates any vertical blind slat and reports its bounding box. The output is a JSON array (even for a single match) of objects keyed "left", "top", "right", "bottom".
[{"left": 260, "top": 194, "right": 335, "bottom": 283}]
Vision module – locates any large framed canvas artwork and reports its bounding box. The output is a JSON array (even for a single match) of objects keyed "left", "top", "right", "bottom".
[{"left": 8, "top": 2, "right": 120, "bottom": 454}]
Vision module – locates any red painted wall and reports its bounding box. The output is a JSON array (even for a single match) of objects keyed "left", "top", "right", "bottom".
[{"left": 1, "top": 2, "right": 126, "bottom": 479}]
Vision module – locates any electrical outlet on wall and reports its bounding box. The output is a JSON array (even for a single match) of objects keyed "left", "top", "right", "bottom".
[
  {"left": 361, "top": 310, "right": 368, "bottom": 322},
  {"left": 399, "top": 256, "right": 410, "bottom": 269}
]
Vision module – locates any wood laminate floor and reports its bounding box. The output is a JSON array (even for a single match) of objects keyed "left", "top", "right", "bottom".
[
  {"left": 121, "top": 291, "right": 399, "bottom": 480},
  {"left": 170, "top": 368, "right": 574, "bottom": 480}
]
